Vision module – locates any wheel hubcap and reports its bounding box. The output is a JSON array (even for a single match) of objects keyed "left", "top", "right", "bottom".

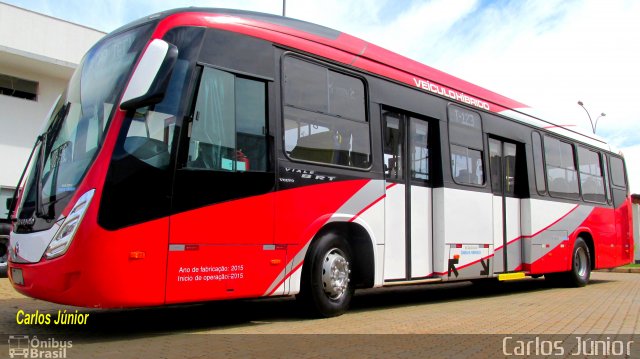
[
  {"left": 574, "top": 247, "right": 588, "bottom": 278},
  {"left": 322, "top": 248, "right": 350, "bottom": 300}
]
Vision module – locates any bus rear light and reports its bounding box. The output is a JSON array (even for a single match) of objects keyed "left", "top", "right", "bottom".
[{"left": 44, "top": 189, "right": 95, "bottom": 260}]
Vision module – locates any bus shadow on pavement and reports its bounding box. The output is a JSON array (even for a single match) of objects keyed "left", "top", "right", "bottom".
[
  {"left": 0, "top": 277, "right": 615, "bottom": 341},
  {"left": 351, "top": 277, "right": 597, "bottom": 312},
  {"left": 350, "top": 276, "right": 614, "bottom": 313}
]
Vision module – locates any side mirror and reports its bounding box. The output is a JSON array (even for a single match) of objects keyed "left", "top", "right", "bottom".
[{"left": 120, "top": 39, "right": 178, "bottom": 111}]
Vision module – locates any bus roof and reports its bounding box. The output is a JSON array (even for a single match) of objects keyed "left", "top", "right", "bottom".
[{"left": 141, "top": 7, "right": 610, "bottom": 151}]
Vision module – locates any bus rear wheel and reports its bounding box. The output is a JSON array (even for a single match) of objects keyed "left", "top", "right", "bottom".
[
  {"left": 297, "top": 232, "right": 354, "bottom": 318},
  {"left": 546, "top": 237, "right": 591, "bottom": 287}
]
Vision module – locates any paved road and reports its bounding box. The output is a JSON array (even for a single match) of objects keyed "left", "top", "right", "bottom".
[{"left": 0, "top": 272, "right": 638, "bottom": 357}]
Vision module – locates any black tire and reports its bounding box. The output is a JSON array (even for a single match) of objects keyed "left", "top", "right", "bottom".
[
  {"left": 297, "top": 232, "right": 354, "bottom": 318},
  {"left": 545, "top": 237, "right": 591, "bottom": 287}
]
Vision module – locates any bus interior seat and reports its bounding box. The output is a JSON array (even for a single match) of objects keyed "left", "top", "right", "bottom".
[
  {"left": 456, "top": 169, "right": 469, "bottom": 183},
  {"left": 124, "top": 136, "right": 170, "bottom": 168},
  {"left": 189, "top": 142, "right": 216, "bottom": 169},
  {"left": 290, "top": 131, "right": 336, "bottom": 164}
]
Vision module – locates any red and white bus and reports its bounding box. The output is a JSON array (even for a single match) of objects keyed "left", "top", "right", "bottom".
[{"left": 7, "top": 8, "right": 633, "bottom": 317}]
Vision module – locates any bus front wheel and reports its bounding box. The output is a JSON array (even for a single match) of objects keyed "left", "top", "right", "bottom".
[{"left": 297, "top": 232, "right": 354, "bottom": 318}]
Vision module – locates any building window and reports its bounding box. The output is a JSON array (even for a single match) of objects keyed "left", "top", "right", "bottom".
[
  {"left": 0, "top": 74, "right": 38, "bottom": 101},
  {"left": 0, "top": 187, "right": 16, "bottom": 219}
]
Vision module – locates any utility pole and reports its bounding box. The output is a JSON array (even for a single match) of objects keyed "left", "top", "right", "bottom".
[{"left": 283, "top": 0, "right": 286, "bottom": 16}]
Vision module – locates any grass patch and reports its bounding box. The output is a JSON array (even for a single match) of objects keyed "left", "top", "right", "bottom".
[{"left": 621, "top": 263, "right": 640, "bottom": 268}]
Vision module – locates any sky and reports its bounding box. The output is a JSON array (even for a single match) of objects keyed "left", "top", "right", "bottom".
[{"left": 4, "top": 0, "right": 640, "bottom": 193}]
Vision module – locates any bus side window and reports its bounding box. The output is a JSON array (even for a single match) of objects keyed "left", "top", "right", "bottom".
[
  {"left": 602, "top": 154, "right": 612, "bottom": 203},
  {"left": 609, "top": 155, "right": 628, "bottom": 208},
  {"left": 383, "top": 113, "right": 404, "bottom": 180},
  {"left": 447, "top": 105, "right": 484, "bottom": 186},
  {"left": 120, "top": 56, "right": 192, "bottom": 170},
  {"left": 123, "top": 108, "right": 175, "bottom": 169},
  {"left": 578, "top": 146, "right": 606, "bottom": 203},
  {"left": 410, "top": 117, "right": 429, "bottom": 181},
  {"left": 282, "top": 56, "right": 370, "bottom": 169},
  {"left": 531, "top": 131, "right": 547, "bottom": 195},
  {"left": 544, "top": 136, "right": 579, "bottom": 199},
  {"left": 610, "top": 156, "right": 627, "bottom": 188},
  {"left": 187, "top": 66, "right": 268, "bottom": 172}
]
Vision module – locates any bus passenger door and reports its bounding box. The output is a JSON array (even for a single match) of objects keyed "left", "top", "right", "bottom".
[
  {"left": 489, "top": 138, "right": 523, "bottom": 273},
  {"left": 166, "top": 66, "right": 279, "bottom": 304},
  {"left": 382, "top": 109, "right": 433, "bottom": 281}
]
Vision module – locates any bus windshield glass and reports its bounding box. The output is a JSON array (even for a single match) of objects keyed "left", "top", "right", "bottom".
[{"left": 18, "top": 23, "right": 155, "bottom": 222}]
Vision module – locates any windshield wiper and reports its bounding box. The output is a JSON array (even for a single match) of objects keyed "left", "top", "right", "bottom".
[
  {"left": 34, "top": 130, "right": 50, "bottom": 219},
  {"left": 35, "top": 103, "right": 70, "bottom": 220},
  {"left": 7, "top": 135, "right": 44, "bottom": 222}
]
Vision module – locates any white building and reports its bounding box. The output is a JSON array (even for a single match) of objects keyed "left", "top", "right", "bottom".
[{"left": 0, "top": 2, "right": 105, "bottom": 217}]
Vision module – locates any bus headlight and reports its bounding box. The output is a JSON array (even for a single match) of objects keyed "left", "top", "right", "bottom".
[{"left": 45, "top": 189, "right": 95, "bottom": 259}]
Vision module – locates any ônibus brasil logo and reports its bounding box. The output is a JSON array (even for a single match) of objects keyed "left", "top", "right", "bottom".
[{"left": 8, "top": 335, "right": 72, "bottom": 358}]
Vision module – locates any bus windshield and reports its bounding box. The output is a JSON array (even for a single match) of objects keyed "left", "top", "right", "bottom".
[{"left": 17, "top": 23, "right": 154, "bottom": 225}]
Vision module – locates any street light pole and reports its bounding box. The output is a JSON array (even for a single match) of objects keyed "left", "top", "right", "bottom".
[
  {"left": 594, "top": 112, "right": 606, "bottom": 134},
  {"left": 283, "top": 0, "right": 286, "bottom": 16},
  {"left": 577, "top": 100, "right": 598, "bottom": 134}
]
